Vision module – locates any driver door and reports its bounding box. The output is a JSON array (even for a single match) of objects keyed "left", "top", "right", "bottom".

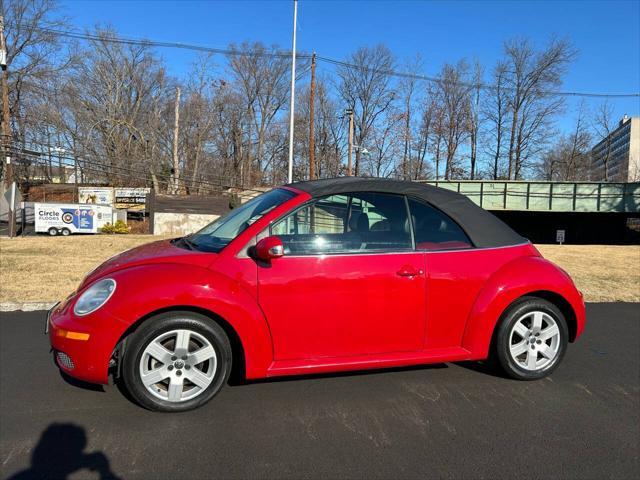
[{"left": 257, "top": 192, "right": 427, "bottom": 361}]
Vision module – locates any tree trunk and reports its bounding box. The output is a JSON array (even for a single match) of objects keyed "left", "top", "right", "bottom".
[
  {"left": 171, "top": 86, "right": 181, "bottom": 194},
  {"left": 507, "top": 107, "right": 519, "bottom": 180}
]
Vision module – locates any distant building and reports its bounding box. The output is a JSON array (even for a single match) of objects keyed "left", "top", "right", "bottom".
[
  {"left": 28, "top": 165, "right": 77, "bottom": 184},
  {"left": 591, "top": 115, "right": 640, "bottom": 182}
]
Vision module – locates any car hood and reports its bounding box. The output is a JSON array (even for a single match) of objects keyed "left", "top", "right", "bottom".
[{"left": 80, "top": 239, "right": 216, "bottom": 289}]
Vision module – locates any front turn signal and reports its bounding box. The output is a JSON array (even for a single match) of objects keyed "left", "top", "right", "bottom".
[{"left": 56, "top": 329, "right": 90, "bottom": 341}]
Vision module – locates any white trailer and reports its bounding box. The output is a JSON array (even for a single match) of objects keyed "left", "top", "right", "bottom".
[{"left": 34, "top": 203, "right": 114, "bottom": 236}]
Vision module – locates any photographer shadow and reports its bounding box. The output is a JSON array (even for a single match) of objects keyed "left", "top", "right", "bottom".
[{"left": 8, "top": 423, "right": 120, "bottom": 480}]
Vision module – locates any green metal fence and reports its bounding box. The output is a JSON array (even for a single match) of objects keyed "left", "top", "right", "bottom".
[{"left": 421, "top": 181, "right": 640, "bottom": 213}]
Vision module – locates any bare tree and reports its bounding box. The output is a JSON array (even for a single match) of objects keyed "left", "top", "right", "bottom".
[
  {"left": 64, "top": 28, "right": 169, "bottom": 186},
  {"left": 365, "top": 110, "right": 403, "bottom": 177},
  {"left": 431, "top": 105, "right": 446, "bottom": 180},
  {"left": 1, "top": 0, "right": 70, "bottom": 137},
  {"left": 315, "top": 79, "right": 345, "bottom": 178},
  {"left": 436, "top": 61, "right": 470, "bottom": 179},
  {"left": 337, "top": 45, "right": 396, "bottom": 176},
  {"left": 397, "top": 56, "right": 424, "bottom": 179},
  {"left": 467, "top": 60, "right": 483, "bottom": 179},
  {"left": 562, "top": 101, "right": 592, "bottom": 180},
  {"left": 210, "top": 80, "right": 248, "bottom": 186},
  {"left": 503, "top": 38, "right": 576, "bottom": 179},
  {"left": 539, "top": 102, "right": 592, "bottom": 180},
  {"left": 592, "top": 100, "right": 614, "bottom": 181},
  {"left": 410, "top": 90, "right": 438, "bottom": 180},
  {"left": 482, "top": 61, "right": 510, "bottom": 179},
  {"left": 228, "top": 42, "right": 292, "bottom": 185}
]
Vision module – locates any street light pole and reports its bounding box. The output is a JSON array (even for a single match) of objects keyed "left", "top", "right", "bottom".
[{"left": 287, "top": 0, "right": 298, "bottom": 184}]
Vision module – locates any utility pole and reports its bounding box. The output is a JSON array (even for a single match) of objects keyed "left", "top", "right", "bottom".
[
  {"left": 1, "top": 14, "right": 11, "bottom": 184},
  {"left": 287, "top": 0, "right": 298, "bottom": 184},
  {"left": 308, "top": 52, "right": 316, "bottom": 180},
  {"left": 346, "top": 108, "right": 354, "bottom": 176},
  {"left": 171, "top": 86, "right": 181, "bottom": 194},
  {"left": 1, "top": 14, "right": 15, "bottom": 237}
]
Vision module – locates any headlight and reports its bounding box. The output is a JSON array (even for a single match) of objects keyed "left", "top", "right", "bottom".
[{"left": 74, "top": 279, "right": 116, "bottom": 316}]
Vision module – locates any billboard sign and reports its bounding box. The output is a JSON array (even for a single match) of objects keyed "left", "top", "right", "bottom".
[
  {"left": 114, "top": 187, "right": 150, "bottom": 211},
  {"left": 78, "top": 187, "right": 114, "bottom": 206}
]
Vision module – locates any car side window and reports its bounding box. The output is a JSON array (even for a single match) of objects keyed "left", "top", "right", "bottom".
[
  {"left": 271, "top": 195, "right": 349, "bottom": 254},
  {"left": 408, "top": 198, "right": 473, "bottom": 251},
  {"left": 348, "top": 192, "right": 412, "bottom": 251},
  {"left": 270, "top": 192, "right": 412, "bottom": 255}
]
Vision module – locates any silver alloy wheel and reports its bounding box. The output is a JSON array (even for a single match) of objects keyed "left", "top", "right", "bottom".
[
  {"left": 509, "top": 311, "right": 561, "bottom": 371},
  {"left": 139, "top": 329, "right": 217, "bottom": 402}
]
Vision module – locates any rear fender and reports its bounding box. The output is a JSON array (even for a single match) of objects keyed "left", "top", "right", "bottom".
[{"left": 461, "top": 256, "right": 585, "bottom": 358}]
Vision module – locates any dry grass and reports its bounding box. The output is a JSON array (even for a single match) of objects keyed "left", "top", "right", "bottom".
[
  {"left": 0, "top": 235, "right": 171, "bottom": 303},
  {"left": 1, "top": 235, "right": 638, "bottom": 303},
  {"left": 536, "top": 244, "right": 640, "bottom": 302}
]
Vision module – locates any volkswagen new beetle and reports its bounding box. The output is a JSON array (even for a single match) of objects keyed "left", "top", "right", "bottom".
[{"left": 47, "top": 178, "right": 585, "bottom": 412}]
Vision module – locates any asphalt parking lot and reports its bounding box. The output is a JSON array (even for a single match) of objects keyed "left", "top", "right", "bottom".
[{"left": 1, "top": 303, "right": 638, "bottom": 479}]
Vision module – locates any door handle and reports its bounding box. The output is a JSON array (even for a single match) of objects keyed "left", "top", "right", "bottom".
[{"left": 396, "top": 266, "right": 424, "bottom": 277}]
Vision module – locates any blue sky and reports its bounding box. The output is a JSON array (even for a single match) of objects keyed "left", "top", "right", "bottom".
[{"left": 61, "top": 0, "right": 640, "bottom": 131}]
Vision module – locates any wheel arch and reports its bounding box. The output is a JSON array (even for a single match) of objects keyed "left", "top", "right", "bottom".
[
  {"left": 112, "top": 305, "right": 247, "bottom": 384},
  {"left": 484, "top": 290, "right": 579, "bottom": 357},
  {"left": 461, "top": 255, "right": 585, "bottom": 358},
  {"left": 523, "top": 290, "right": 578, "bottom": 342}
]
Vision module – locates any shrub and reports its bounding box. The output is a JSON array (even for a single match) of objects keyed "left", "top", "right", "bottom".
[{"left": 100, "top": 220, "right": 130, "bottom": 234}]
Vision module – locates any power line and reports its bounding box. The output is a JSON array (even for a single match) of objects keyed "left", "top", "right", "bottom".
[
  {"left": 316, "top": 56, "right": 640, "bottom": 99},
  {"left": 35, "top": 26, "right": 310, "bottom": 60},
  {"left": 8, "top": 142, "right": 274, "bottom": 195},
  {"left": 28, "top": 25, "right": 640, "bottom": 99}
]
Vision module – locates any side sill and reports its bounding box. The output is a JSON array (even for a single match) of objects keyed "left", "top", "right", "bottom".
[{"left": 266, "top": 347, "right": 473, "bottom": 377}]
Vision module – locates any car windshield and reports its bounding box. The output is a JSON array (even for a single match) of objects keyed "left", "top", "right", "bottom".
[{"left": 183, "top": 188, "right": 296, "bottom": 253}]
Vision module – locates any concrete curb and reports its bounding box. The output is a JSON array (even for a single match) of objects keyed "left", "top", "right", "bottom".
[{"left": 0, "top": 302, "right": 57, "bottom": 312}]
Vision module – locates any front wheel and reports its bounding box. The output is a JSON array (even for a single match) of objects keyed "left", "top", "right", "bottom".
[
  {"left": 494, "top": 297, "right": 568, "bottom": 380},
  {"left": 121, "top": 312, "right": 232, "bottom": 412}
]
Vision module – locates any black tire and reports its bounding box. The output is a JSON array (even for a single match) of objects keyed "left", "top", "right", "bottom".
[
  {"left": 121, "top": 311, "right": 232, "bottom": 412},
  {"left": 48, "top": 227, "right": 58, "bottom": 236},
  {"left": 61, "top": 228, "right": 71, "bottom": 236},
  {"left": 494, "top": 297, "right": 568, "bottom": 380}
]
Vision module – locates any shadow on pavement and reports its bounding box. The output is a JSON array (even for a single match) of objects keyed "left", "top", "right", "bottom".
[
  {"left": 454, "top": 359, "right": 511, "bottom": 379},
  {"left": 59, "top": 370, "right": 105, "bottom": 392},
  {"left": 8, "top": 423, "right": 121, "bottom": 480}
]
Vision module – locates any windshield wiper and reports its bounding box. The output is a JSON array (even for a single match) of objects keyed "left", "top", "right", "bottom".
[{"left": 174, "top": 236, "right": 197, "bottom": 251}]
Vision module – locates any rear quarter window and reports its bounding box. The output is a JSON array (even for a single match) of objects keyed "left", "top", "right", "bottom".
[{"left": 408, "top": 198, "right": 473, "bottom": 251}]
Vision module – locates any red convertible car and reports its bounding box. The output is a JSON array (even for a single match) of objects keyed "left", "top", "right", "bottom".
[{"left": 47, "top": 178, "right": 585, "bottom": 412}]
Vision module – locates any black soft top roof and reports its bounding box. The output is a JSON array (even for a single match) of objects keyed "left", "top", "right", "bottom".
[{"left": 288, "top": 177, "right": 526, "bottom": 248}]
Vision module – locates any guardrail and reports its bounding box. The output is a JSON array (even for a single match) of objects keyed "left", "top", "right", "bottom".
[{"left": 421, "top": 181, "right": 640, "bottom": 213}]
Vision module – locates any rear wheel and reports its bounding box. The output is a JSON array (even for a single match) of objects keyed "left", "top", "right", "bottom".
[
  {"left": 61, "top": 228, "right": 71, "bottom": 236},
  {"left": 48, "top": 227, "right": 58, "bottom": 236},
  {"left": 121, "top": 311, "right": 232, "bottom": 412},
  {"left": 494, "top": 297, "right": 568, "bottom": 380}
]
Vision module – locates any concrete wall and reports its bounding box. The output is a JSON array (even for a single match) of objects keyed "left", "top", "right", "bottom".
[{"left": 153, "top": 212, "right": 219, "bottom": 236}]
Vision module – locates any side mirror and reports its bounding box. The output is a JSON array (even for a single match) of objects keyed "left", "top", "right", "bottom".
[{"left": 255, "top": 236, "right": 284, "bottom": 261}]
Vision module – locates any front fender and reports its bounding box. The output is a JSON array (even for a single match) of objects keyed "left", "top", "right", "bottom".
[
  {"left": 103, "top": 263, "right": 273, "bottom": 379},
  {"left": 461, "top": 256, "right": 585, "bottom": 358}
]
